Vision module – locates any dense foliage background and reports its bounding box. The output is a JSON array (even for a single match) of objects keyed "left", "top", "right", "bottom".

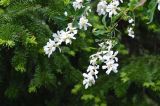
[{"left": 0, "top": 0, "right": 160, "bottom": 106}]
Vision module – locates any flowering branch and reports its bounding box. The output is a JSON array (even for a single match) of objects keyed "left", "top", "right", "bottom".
[{"left": 44, "top": 0, "right": 160, "bottom": 89}]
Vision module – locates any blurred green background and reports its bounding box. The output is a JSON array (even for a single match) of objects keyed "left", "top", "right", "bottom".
[{"left": 0, "top": 0, "right": 160, "bottom": 106}]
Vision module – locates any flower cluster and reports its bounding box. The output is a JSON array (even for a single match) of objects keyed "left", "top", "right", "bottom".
[
  {"left": 83, "top": 41, "right": 119, "bottom": 89},
  {"left": 44, "top": 0, "right": 140, "bottom": 90},
  {"left": 44, "top": 23, "right": 77, "bottom": 57},
  {"left": 97, "top": 0, "right": 123, "bottom": 17},
  {"left": 44, "top": 0, "right": 92, "bottom": 57},
  {"left": 73, "top": 0, "right": 92, "bottom": 30},
  {"left": 127, "top": 18, "right": 135, "bottom": 38}
]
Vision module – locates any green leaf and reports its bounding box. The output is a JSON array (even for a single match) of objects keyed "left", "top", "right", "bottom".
[{"left": 147, "top": 0, "right": 157, "bottom": 24}]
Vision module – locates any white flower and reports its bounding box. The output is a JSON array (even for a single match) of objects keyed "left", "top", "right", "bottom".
[
  {"left": 82, "top": 65, "right": 99, "bottom": 89},
  {"left": 73, "top": 0, "right": 84, "bottom": 10},
  {"left": 78, "top": 16, "right": 92, "bottom": 30},
  {"left": 97, "top": 0, "right": 123, "bottom": 16},
  {"left": 128, "top": 18, "right": 134, "bottom": 24},
  {"left": 158, "top": 0, "right": 160, "bottom": 11},
  {"left": 83, "top": 73, "right": 95, "bottom": 89},
  {"left": 64, "top": 11, "right": 68, "bottom": 16},
  {"left": 101, "top": 52, "right": 110, "bottom": 62},
  {"left": 108, "top": 51, "right": 118, "bottom": 62},
  {"left": 87, "top": 65, "right": 99, "bottom": 78},
  {"left": 97, "top": 0, "right": 107, "bottom": 15},
  {"left": 101, "top": 51, "right": 119, "bottom": 75},
  {"left": 128, "top": 18, "right": 135, "bottom": 26},
  {"left": 52, "top": 32, "right": 62, "bottom": 44},
  {"left": 99, "top": 40, "right": 113, "bottom": 51},
  {"left": 128, "top": 27, "right": 135, "bottom": 38},
  {"left": 44, "top": 39, "right": 57, "bottom": 58},
  {"left": 106, "top": 40, "right": 113, "bottom": 50},
  {"left": 102, "top": 59, "right": 119, "bottom": 75},
  {"left": 99, "top": 42, "right": 106, "bottom": 49},
  {"left": 101, "top": 51, "right": 118, "bottom": 62},
  {"left": 90, "top": 57, "right": 98, "bottom": 65},
  {"left": 106, "top": 0, "right": 120, "bottom": 17},
  {"left": 90, "top": 52, "right": 103, "bottom": 62},
  {"left": 59, "top": 30, "right": 76, "bottom": 45},
  {"left": 66, "top": 23, "right": 78, "bottom": 35}
]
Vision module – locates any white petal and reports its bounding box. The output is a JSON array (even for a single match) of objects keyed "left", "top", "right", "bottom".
[{"left": 158, "top": 4, "right": 160, "bottom": 11}]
